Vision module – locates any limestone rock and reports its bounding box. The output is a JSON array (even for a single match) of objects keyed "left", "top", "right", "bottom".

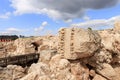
[
  {"left": 0, "top": 65, "right": 25, "bottom": 80},
  {"left": 39, "top": 50, "right": 57, "bottom": 63},
  {"left": 2, "top": 22, "right": 120, "bottom": 80},
  {"left": 0, "top": 41, "right": 17, "bottom": 57},
  {"left": 70, "top": 62, "right": 89, "bottom": 80},
  {"left": 112, "top": 64, "right": 120, "bottom": 80},
  {"left": 20, "top": 72, "right": 51, "bottom": 80},
  {"left": 49, "top": 54, "right": 70, "bottom": 71},
  {"left": 112, "top": 33, "right": 120, "bottom": 56},
  {"left": 20, "top": 62, "right": 51, "bottom": 80},
  {"left": 28, "top": 62, "right": 50, "bottom": 74},
  {"left": 58, "top": 28, "right": 101, "bottom": 60},
  {"left": 49, "top": 54, "right": 76, "bottom": 80},
  {"left": 93, "top": 74, "right": 107, "bottom": 80},
  {"left": 98, "top": 28, "right": 120, "bottom": 63},
  {"left": 89, "top": 69, "right": 96, "bottom": 77},
  {"left": 13, "top": 38, "right": 36, "bottom": 55},
  {"left": 2, "top": 36, "right": 58, "bottom": 56},
  {"left": 37, "top": 35, "right": 58, "bottom": 51},
  {"left": 39, "top": 45, "right": 50, "bottom": 51},
  {"left": 88, "top": 48, "right": 112, "bottom": 67},
  {"left": 114, "top": 21, "right": 120, "bottom": 32},
  {"left": 21, "top": 58, "right": 76, "bottom": 80},
  {"left": 96, "top": 63, "right": 116, "bottom": 80},
  {"left": 98, "top": 30, "right": 114, "bottom": 52}
]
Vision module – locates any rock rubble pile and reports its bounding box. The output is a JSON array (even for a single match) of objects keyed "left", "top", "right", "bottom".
[{"left": 0, "top": 22, "right": 120, "bottom": 80}]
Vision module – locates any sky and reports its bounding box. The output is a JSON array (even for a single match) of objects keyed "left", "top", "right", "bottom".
[{"left": 0, "top": 0, "right": 120, "bottom": 36}]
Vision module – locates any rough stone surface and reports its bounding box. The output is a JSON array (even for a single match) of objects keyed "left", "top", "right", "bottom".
[
  {"left": 93, "top": 74, "right": 107, "bottom": 80},
  {"left": 112, "top": 64, "right": 120, "bottom": 80},
  {"left": 0, "top": 36, "right": 58, "bottom": 57},
  {"left": 70, "top": 62, "right": 89, "bottom": 80},
  {"left": 87, "top": 48, "right": 113, "bottom": 68},
  {"left": 58, "top": 28, "right": 101, "bottom": 59},
  {"left": 98, "top": 25, "right": 120, "bottom": 63},
  {"left": 96, "top": 63, "right": 116, "bottom": 80},
  {"left": 37, "top": 35, "right": 58, "bottom": 51},
  {"left": 13, "top": 38, "right": 36, "bottom": 55},
  {"left": 98, "top": 29, "right": 114, "bottom": 52},
  {"left": 89, "top": 69, "right": 96, "bottom": 77},
  {"left": 39, "top": 50, "right": 57, "bottom": 63},
  {"left": 20, "top": 62, "right": 51, "bottom": 80},
  {"left": 0, "top": 41, "right": 16, "bottom": 57},
  {"left": 49, "top": 54, "right": 73, "bottom": 80},
  {"left": 21, "top": 56, "right": 76, "bottom": 80},
  {"left": 0, "top": 65, "right": 26, "bottom": 80},
  {"left": 20, "top": 54, "right": 90, "bottom": 80}
]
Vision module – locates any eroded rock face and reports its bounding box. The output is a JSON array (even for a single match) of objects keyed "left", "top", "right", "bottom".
[
  {"left": 20, "top": 54, "right": 90, "bottom": 80},
  {"left": 93, "top": 74, "right": 107, "bottom": 80},
  {"left": 49, "top": 54, "right": 90, "bottom": 80},
  {"left": 20, "top": 62, "right": 51, "bottom": 80},
  {"left": 21, "top": 57, "right": 74, "bottom": 80},
  {"left": 37, "top": 35, "right": 58, "bottom": 51},
  {"left": 13, "top": 38, "right": 36, "bottom": 55},
  {"left": 0, "top": 36, "right": 58, "bottom": 57},
  {"left": 49, "top": 54, "right": 69, "bottom": 71},
  {"left": 87, "top": 48, "right": 112, "bottom": 68},
  {"left": 0, "top": 41, "right": 17, "bottom": 58},
  {"left": 38, "top": 50, "right": 57, "bottom": 63},
  {"left": 98, "top": 29, "right": 114, "bottom": 51},
  {"left": 98, "top": 25, "right": 120, "bottom": 63},
  {"left": 96, "top": 63, "right": 116, "bottom": 80},
  {"left": 49, "top": 54, "right": 74, "bottom": 80},
  {"left": 112, "top": 64, "right": 120, "bottom": 80},
  {"left": 58, "top": 28, "right": 101, "bottom": 60},
  {"left": 70, "top": 62, "right": 89, "bottom": 80},
  {"left": 0, "top": 65, "right": 26, "bottom": 80}
]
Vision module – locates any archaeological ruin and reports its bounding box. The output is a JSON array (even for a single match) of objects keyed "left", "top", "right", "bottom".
[{"left": 0, "top": 21, "right": 120, "bottom": 80}]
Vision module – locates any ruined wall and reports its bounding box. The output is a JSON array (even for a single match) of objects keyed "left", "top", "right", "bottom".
[{"left": 0, "top": 36, "right": 58, "bottom": 57}]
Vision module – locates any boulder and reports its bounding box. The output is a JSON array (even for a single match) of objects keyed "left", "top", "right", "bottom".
[
  {"left": 93, "top": 74, "right": 107, "bottom": 80},
  {"left": 89, "top": 69, "right": 96, "bottom": 77},
  {"left": 70, "top": 62, "right": 89, "bottom": 80},
  {"left": 12, "top": 38, "right": 36, "bottom": 55},
  {"left": 20, "top": 72, "right": 51, "bottom": 80},
  {"left": 58, "top": 28, "right": 101, "bottom": 60},
  {"left": 39, "top": 50, "right": 57, "bottom": 63},
  {"left": 49, "top": 54, "right": 70, "bottom": 71},
  {"left": 38, "top": 35, "right": 58, "bottom": 51},
  {"left": 28, "top": 62, "right": 50, "bottom": 74},
  {"left": 89, "top": 48, "right": 112, "bottom": 66},
  {"left": 49, "top": 54, "right": 76, "bottom": 80},
  {"left": 98, "top": 28, "right": 120, "bottom": 63},
  {"left": 0, "top": 65, "right": 25, "bottom": 80},
  {"left": 96, "top": 63, "right": 116, "bottom": 80},
  {"left": 112, "top": 64, "right": 120, "bottom": 80},
  {"left": 98, "top": 30, "right": 114, "bottom": 52},
  {"left": 39, "top": 45, "right": 50, "bottom": 51},
  {"left": 20, "top": 62, "right": 51, "bottom": 80}
]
